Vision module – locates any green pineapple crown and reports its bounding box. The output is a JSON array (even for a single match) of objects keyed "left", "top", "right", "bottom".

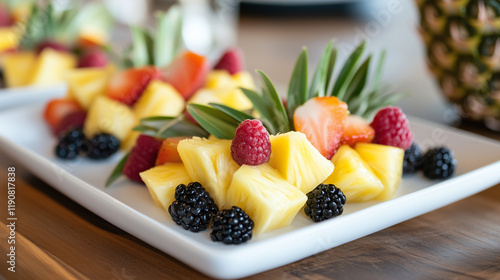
[{"left": 133, "top": 41, "right": 402, "bottom": 140}]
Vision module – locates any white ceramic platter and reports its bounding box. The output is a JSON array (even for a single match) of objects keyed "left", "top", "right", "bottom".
[
  {"left": 1, "top": 104, "right": 499, "bottom": 279},
  {"left": 0, "top": 83, "right": 66, "bottom": 110}
]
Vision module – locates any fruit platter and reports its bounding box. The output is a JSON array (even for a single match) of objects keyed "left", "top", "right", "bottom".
[
  {"left": 0, "top": 1, "right": 112, "bottom": 109},
  {"left": 1, "top": 3, "right": 500, "bottom": 279}
]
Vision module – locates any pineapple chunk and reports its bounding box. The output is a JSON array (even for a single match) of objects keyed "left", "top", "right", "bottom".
[
  {"left": 83, "top": 96, "right": 137, "bottom": 140},
  {"left": 66, "top": 67, "right": 113, "bottom": 109},
  {"left": 188, "top": 88, "right": 223, "bottom": 105},
  {"left": 355, "top": 143, "right": 404, "bottom": 201},
  {"left": 28, "top": 48, "right": 77, "bottom": 86},
  {"left": 226, "top": 164, "right": 307, "bottom": 235},
  {"left": 232, "top": 71, "right": 256, "bottom": 90},
  {"left": 177, "top": 137, "right": 239, "bottom": 208},
  {"left": 133, "top": 80, "right": 185, "bottom": 120},
  {"left": 121, "top": 130, "right": 140, "bottom": 151},
  {"left": 2, "top": 51, "right": 36, "bottom": 87},
  {"left": 324, "top": 145, "right": 384, "bottom": 203},
  {"left": 213, "top": 88, "right": 253, "bottom": 111},
  {"left": 0, "top": 28, "right": 19, "bottom": 53},
  {"left": 268, "top": 131, "right": 334, "bottom": 194},
  {"left": 140, "top": 163, "right": 192, "bottom": 211},
  {"left": 205, "top": 70, "right": 235, "bottom": 89}
]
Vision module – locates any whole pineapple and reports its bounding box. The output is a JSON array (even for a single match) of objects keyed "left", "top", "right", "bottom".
[{"left": 416, "top": 0, "right": 500, "bottom": 130}]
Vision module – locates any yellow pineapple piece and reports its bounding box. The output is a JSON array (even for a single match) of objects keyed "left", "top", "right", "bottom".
[
  {"left": 65, "top": 67, "right": 113, "bottom": 109},
  {"left": 177, "top": 137, "right": 239, "bottom": 208},
  {"left": 140, "top": 163, "right": 192, "bottom": 211},
  {"left": 28, "top": 48, "right": 77, "bottom": 86},
  {"left": 226, "top": 163, "right": 307, "bottom": 235},
  {"left": 214, "top": 87, "right": 253, "bottom": 111},
  {"left": 83, "top": 96, "right": 136, "bottom": 140},
  {"left": 187, "top": 88, "right": 223, "bottom": 105},
  {"left": 121, "top": 131, "right": 140, "bottom": 151},
  {"left": 232, "top": 71, "right": 256, "bottom": 90},
  {"left": 133, "top": 80, "right": 185, "bottom": 120},
  {"left": 324, "top": 145, "right": 384, "bottom": 203},
  {"left": 0, "top": 28, "right": 19, "bottom": 53},
  {"left": 2, "top": 51, "right": 36, "bottom": 87},
  {"left": 268, "top": 131, "right": 334, "bottom": 194},
  {"left": 355, "top": 143, "right": 404, "bottom": 201},
  {"left": 205, "top": 70, "right": 235, "bottom": 89}
]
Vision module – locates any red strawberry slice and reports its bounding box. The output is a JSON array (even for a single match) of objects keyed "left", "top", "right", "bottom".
[
  {"left": 77, "top": 48, "right": 108, "bottom": 68},
  {"left": 54, "top": 111, "right": 87, "bottom": 137},
  {"left": 293, "top": 96, "right": 348, "bottom": 160},
  {"left": 214, "top": 48, "right": 243, "bottom": 75},
  {"left": 123, "top": 135, "right": 163, "bottom": 183},
  {"left": 161, "top": 51, "right": 210, "bottom": 100},
  {"left": 155, "top": 137, "right": 187, "bottom": 166},
  {"left": 107, "top": 66, "right": 161, "bottom": 106},
  {"left": 341, "top": 115, "right": 375, "bottom": 147},
  {"left": 43, "top": 98, "right": 84, "bottom": 135}
]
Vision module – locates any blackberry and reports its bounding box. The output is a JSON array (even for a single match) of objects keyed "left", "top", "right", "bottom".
[
  {"left": 304, "top": 184, "right": 346, "bottom": 223},
  {"left": 83, "top": 133, "right": 120, "bottom": 159},
  {"left": 422, "top": 147, "right": 457, "bottom": 179},
  {"left": 54, "top": 128, "right": 86, "bottom": 160},
  {"left": 211, "top": 206, "right": 254, "bottom": 245},
  {"left": 403, "top": 142, "right": 423, "bottom": 175},
  {"left": 168, "top": 182, "right": 218, "bottom": 232}
]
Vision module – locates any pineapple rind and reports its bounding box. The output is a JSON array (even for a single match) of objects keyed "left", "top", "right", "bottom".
[
  {"left": 177, "top": 137, "right": 239, "bottom": 208},
  {"left": 355, "top": 143, "right": 404, "bottom": 201},
  {"left": 324, "top": 145, "right": 384, "bottom": 203},
  {"left": 268, "top": 131, "right": 335, "bottom": 194},
  {"left": 226, "top": 163, "right": 307, "bottom": 235},
  {"left": 140, "top": 163, "right": 191, "bottom": 211}
]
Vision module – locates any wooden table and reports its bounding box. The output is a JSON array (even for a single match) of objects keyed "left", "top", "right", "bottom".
[{"left": 2, "top": 1, "right": 500, "bottom": 279}]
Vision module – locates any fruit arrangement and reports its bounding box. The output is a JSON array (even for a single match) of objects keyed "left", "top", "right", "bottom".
[
  {"left": 100, "top": 41, "right": 457, "bottom": 245},
  {"left": 0, "top": 1, "right": 113, "bottom": 89},
  {"left": 416, "top": 0, "right": 500, "bottom": 130}
]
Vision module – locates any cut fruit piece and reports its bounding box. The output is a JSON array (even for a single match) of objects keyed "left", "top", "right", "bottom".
[
  {"left": 177, "top": 137, "right": 239, "bottom": 208},
  {"left": 355, "top": 143, "right": 404, "bottom": 201},
  {"left": 123, "top": 134, "right": 163, "bottom": 183},
  {"left": 83, "top": 96, "right": 136, "bottom": 140},
  {"left": 106, "top": 66, "right": 161, "bottom": 106},
  {"left": 140, "top": 163, "right": 191, "bottom": 211},
  {"left": 65, "top": 67, "right": 113, "bottom": 109},
  {"left": 54, "top": 111, "right": 87, "bottom": 137},
  {"left": 155, "top": 137, "right": 187, "bottom": 165},
  {"left": 2, "top": 51, "right": 36, "bottom": 87},
  {"left": 187, "top": 88, "right": 223, "bottom": 105},
  {"left": 161, "top": 51, "right": 210, "bottom": 100},
  {"left": 341, "top": 115, "right": 375, "bottom": 147},
  {"left": 226, "top": 163, "right": 307, "bottom": 235},
  {"left": 133, "top": 80, "right": 185, "bottom": 120},
  {"left": 214, "top": 48, "right": 244, "bottom": 75},
  {"left": 0, "top": 28, "right": 18, "bottom": 53},
  {"left": 28, "top": 48, "right": 77, "bottom": 86},
  {"left": 43, "top": 98, "right": 84, "bottom": 135},
  {"left": 293, "top": 96, "right": 348, "bottom": 160},
  {"left": 205, "top": 70, "right": 235, "bottom": 89},
  {"left": 323, "top": 145, "right": 384, "bottom": 203},
  {"left": 268, "top": 131, "right": 334, "bottom": 194},
  {"left": 121, "top": 131, "right": 140, "bottom": 152}
]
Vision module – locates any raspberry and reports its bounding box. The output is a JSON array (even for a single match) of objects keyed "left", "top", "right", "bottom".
[
  {"left": 54, "top": 111, "right": 87, "bottom": 138},
  {"left": 78, "top": 48, "right": 108, "bottom": 68},
  {"left": 231, "top": 119, "right": 271, "bottom": 166},
  {"left": 370, "top": 106, "right": 413, "bottom": 150},
  {"left": 122, "top": 135, "right": 163, "bottom": 183},
  {"left": 214, "top": 48, "right": 243, "bottom": 75}
]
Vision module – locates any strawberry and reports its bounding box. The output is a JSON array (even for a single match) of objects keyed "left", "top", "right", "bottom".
[
  {"left": 107, "top": 66, "right": 161, "bottom": 106},
  {"left": 214, "top": 48, "right": 243, "bottom": 75},
  {"left": 123, "top": 135, "right": 163, "bottom": 183},
  {"left": 0, "top": 3, "right": 12, "bottom": 27},
  {"left": 341, "top": 115, "right": 375, "bottom": 147},
  {"left": 43, "top": 98, "right": 84, "bottom": 135},
  {"left": 293, "top": 96, "right": 348, "bottom": 160},
  {"left": 161, "top": 51, "right": 210, "bottom": 100},
  {"left": 155, "top": 137, "right": 187, "bottom": 166},
  {"left": 35, "top": 41, "right": 69, "bottom": 55},
  {"left": 77, "top": 48, "right": 108, "bottom": 68},
  {"left": 54, "top": 111, "right": 87, "bottom": 137}
]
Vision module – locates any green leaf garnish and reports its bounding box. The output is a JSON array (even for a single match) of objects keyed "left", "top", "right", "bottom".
[
  {"left": 308, "top": 41, "right": 333, "bottom": 99},
  {"left": 209, "top": 103, "right": 254, "bottom": 123},
  {"left": 105, "top": 153, "right": 129, "bottom": 187},
  {"left": 154, "top": 5, "right": 183, "bottom": 67},
  {"left": 187, "top": 104, "right": 240, "bottom": 139},
  {"left": 329, "top": 41, "right": 366, "bottom": 100},
  {"left": 287, "top": 48, "right": 308, "bottom": 129}
]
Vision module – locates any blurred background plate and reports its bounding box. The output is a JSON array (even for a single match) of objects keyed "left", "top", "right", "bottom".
[{"left": 0, "top": 83, "right": 66, "bottom": 110}]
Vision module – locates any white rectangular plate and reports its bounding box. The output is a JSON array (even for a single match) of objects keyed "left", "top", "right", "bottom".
[
  {"left": 1, "top": 104, "right": 499, "bottom": 279},
  {"left": 0, "top": 83, "right": 66, "bottom": 110}
]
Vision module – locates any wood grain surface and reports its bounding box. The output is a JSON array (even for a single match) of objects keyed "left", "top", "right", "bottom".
[{"left": 2, "top": 1, "right": 500, "bottom": 279}]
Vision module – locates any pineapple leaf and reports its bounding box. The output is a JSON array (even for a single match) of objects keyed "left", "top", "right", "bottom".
[
  {"left": 329, "top": 41, "right": 366, "bottom": 100},
  {"left": 325, "top": 48, "right": 338, "bottom": 94},
  {"left": 343, "top": 56, "right": 371, "bottom": 103},
  {"left": 209, "top": 103, "right": 254, "bottom": 123},
  {"left": 156, "top": 116, "right": 209, "bottom": 138},
  {"left": 373, "top": 49, "right": 386, "bottom": 92},
  {"left": 240, "top": 87, "right": 277, "bottom": 134},
  {"left": 187, "top": 104, "right": 240, "bottom": 139},
  {"left": 105, "top": 153, "right": 129, "bottom": 187},
  {"left": 256, "top": 70, "right": 290, "bottom": 133},
  {"left": 130, "top": 26, "right": 151, "bottom": 67},
  {"left": 308, "top": 41, "right": 333, "bottom": 99},
  {"left": 154, "top": 5, "right": 183, "bottom": 67},
  {"left": 287, "top": 48, "right": 308, "bottom": 129}
]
